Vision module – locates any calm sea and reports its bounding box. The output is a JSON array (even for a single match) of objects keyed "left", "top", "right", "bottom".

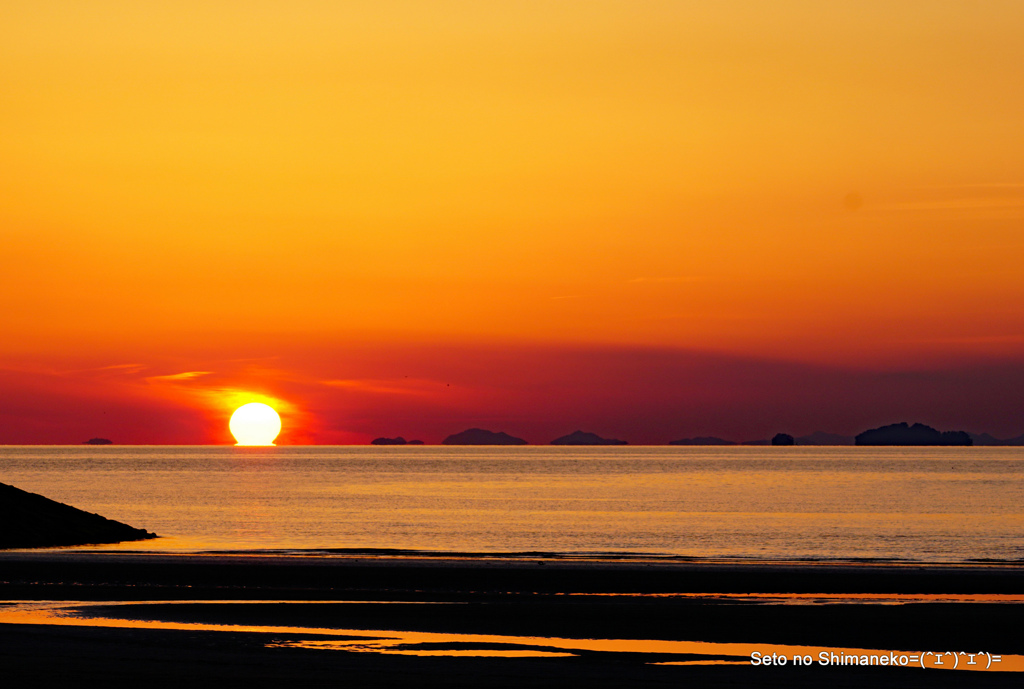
[{"left": 1, "top": 446, "right": 1022, "bottom": 563}]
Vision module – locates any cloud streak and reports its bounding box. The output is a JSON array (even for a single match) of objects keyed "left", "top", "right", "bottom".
[{"left": 8, "top": 341, "right": 1022, "bottom": 445}]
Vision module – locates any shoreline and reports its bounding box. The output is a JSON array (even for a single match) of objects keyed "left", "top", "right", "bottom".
[
  {"left": 4, "top": 549, "right": 1024, "bottom": 587},
  {"left": 9, "top": 544, "right": 1024, "bottom": 563},
  {"left": 49, "top": 544, "right": 1024, "bottom": 563}
]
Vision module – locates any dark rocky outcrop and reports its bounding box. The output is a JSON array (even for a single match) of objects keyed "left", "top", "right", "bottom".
[
  {"left": 0, "top": 482, "right": 157, "bottom": 549},
  {"left": 668, "top": 437, "right": 736, "bottom": 446},
  {"left": 795, "top": 431, "right": 855, "bottom": 446},
  {"left": 855, "top": 422, "right": 972, "bottom": 446},
  {"left": 407, "top": 439, "right": 424, "bottom": 445},
  {"left": 550, "top": 430, "right": 627, "bottom": 446},
  {"left": 771, "top": 433, "right": 795, "bottom": 446},
  {"left": 441, "top": 428, "right": 528, "bottom": 445},
  {"left": 83, "top": 438, "right": 113, "bottom": 445}
]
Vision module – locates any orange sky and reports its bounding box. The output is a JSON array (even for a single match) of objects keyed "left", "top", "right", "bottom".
[{"left": 2, "top": 2, "right": 1023, "bottom": 443}]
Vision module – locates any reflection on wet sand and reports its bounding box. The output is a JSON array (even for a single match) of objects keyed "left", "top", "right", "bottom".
[
  {"left": 0, "top": 600, "right": 1020, "bottom": 671},
  {"left": 563, "top": 592, "right": 1024, "bottom": 604},
  {"left": 271, "top": 642, "right": 576, "bottom": 659}
]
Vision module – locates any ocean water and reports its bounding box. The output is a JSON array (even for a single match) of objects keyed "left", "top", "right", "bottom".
[{"left": 1, "top": 446, "right": 1022, "bottom": 562}]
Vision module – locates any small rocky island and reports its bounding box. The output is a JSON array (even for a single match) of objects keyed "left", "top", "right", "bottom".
[
  {"left": 441, "top": 428, "right": 528, "bottom": 445},
  {"left": 550, "top": 430, "right": 627, "bottom": 445},
  {"left": 771, "top": 433, "right": 795, "bottom": 446},
  {"left": 0, "top": 482, "right": 157, "bottom": 549},
  {"left": 83, "top": 438, "right": 113, "bottom": 445},
  {"left": 370, "top": 437, "right": 424, "bottom": 445},
  {"left": 855, "top": 422, "right": 972, "bottom": 446}
]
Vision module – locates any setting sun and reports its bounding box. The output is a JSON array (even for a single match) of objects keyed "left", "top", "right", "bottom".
[{"left": 229, "top": 403, "right": 282, "bottom": 446}]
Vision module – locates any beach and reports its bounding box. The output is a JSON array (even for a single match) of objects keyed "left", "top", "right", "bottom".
[
  {"left": 3, "top": 446, "right": 1022, "bottom": 685},
  {"left": 2, "top": 551, "right": 1022, "bottom": 687}
]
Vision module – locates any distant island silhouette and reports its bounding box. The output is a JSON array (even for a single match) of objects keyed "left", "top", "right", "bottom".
[
  {"left": 83, "top": 438, "right": 113, "bottom": 445},
  {"left": 668, "top": 437, "right": 736, "bottom": 445},
  {"left": 0, "top": 482, "right": 156, "bottom": 549},
  {"left": 795, "top": 431, "right": 855, "bottom": 446},
  {"left": 668, "top": 427, "right": 978, "bottom": 446},
  {"left": 442, "top": 428, "right": 528, "bottom": 445},
  {"left": 550, "top": 430, "right": 627, "bottom": 446},
  {"left": 366, "top": 424, "right": 1020, "bottom": 446},
  {"left": 371, "top": 437, "right": 424, "bottom": 445},
  {"left": 968, "top": 432, "right": 1024, "bottom": 446},
  {"left": 855, "top": 422, "right": 972, "bottom": 446}
]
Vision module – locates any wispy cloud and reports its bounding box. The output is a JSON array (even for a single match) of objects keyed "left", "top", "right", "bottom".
[
  {"left": 95, "top": 363, "right": 147, "bottom": 372},
  {"left": 906, "top": 334, "right": 1024, "bottom": 346},
  {"left": 882, "top": 184, "right": 1024, "bottom": 214},
  {"left": 879, "top": 198, "right": 1024, "bottom": 212},
  {"left": 146, "top": 371, "right": 212, "bottom": 383},
  {"left": 322, "top": 378, "right": 439, "bottom": 397},
  {"left": 918, "top": 183, "right": 1024, "bottom": 190},
  {"left": 627, "top": 276, "right": 706, "bottom": 284},
  {"left": 54, "top": 363, "right": 149, "bottom": 377}
]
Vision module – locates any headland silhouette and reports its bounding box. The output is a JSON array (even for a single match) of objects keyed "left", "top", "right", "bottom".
[{"left": 0, "top": 482, "right": 156, "bottom": 549}]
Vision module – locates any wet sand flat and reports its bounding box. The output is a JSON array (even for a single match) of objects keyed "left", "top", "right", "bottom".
[{"left": 1, "top": 552, "right": 1022, "bottom": 687}]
